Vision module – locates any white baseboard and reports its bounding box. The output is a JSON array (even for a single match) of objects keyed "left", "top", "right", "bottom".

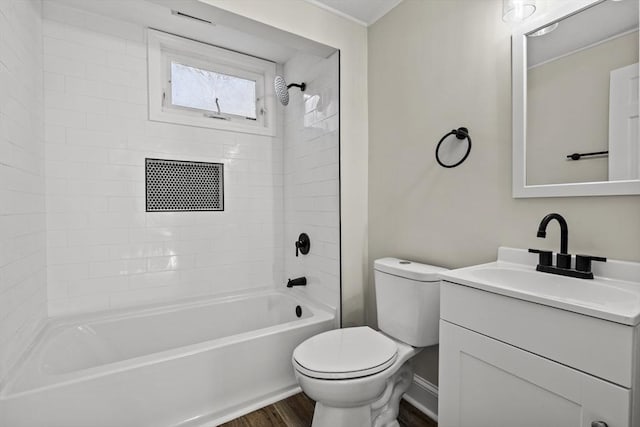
[{"left": 403, "top": 374, "right": 438, "bottom": 422}]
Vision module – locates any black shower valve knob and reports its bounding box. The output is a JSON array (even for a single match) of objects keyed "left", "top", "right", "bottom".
[{"left": 295, "top": 233, "right": 310, "bottom": 257}]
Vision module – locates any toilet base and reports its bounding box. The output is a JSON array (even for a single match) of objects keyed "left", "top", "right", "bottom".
[
  {"left": 310, "top": 362, "right": 414, "bottom": 427},
  {"left": 312, "top": 403, "right": 373, "bottom": 427}
]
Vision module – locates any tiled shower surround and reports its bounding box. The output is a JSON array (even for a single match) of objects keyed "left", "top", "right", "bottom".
[
  {"left": 0, "top": 0, "right": 47, "bottom": 380},
  {"left": 42, "top": 4, "right": 281, "bottom": 315},
  {"left": 283, "top": 53, "right": 340, "bottom": 310},
  {"left": 40, "top": 3, "right": 340, "bottom": 316}
]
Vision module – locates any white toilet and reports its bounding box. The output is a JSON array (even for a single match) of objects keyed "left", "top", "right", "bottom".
[{"left": 292, "top": 257, "right": 447, "bottom": 427}]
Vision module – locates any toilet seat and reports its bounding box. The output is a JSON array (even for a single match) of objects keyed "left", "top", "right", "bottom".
[{"left": 293, "top": 326, "right": 398, "bottom": 380}]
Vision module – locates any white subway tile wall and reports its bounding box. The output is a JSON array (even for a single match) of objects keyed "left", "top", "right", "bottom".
[
  {"left": 0, "top": 0, "right": 341, "bottom": 371},
  {"left": 0, "top": 0, "right": 47, "bottom": 379},
  {"left": 283, "top": 53, "right": 340, "bottom": 311},
  {"left": 42, "top": 3, "right": 284, "bottom": 315}
]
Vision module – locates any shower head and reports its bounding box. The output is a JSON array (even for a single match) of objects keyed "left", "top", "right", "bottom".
[{"left": 274, "top": 75, "right": 306, "bottom": 106}]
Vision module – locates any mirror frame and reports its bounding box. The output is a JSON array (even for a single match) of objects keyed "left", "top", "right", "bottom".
[{"left": 512, "top": 0, "right": 640, "bottom": 198}]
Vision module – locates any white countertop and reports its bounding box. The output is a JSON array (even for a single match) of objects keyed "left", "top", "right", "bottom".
[{"left": 440, "top": 247, "right": 640, "bottom": 326}]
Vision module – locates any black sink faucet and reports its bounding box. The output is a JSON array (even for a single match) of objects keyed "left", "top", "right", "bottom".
[
  {"left": 529, "top": 212, "right": 606, "bottom": 279},
  {"left": 536, "top": 213, "right": 568, "bottom": 255}
]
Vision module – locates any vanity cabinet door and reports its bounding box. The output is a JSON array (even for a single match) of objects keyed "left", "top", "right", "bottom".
[{"left": 438, "top": 320, "right": 631, "bottom": 427}]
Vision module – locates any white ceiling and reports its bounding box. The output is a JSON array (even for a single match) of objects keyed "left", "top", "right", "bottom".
[
  {"left": 51, "top": 0, "right": 336, "bottom": 63},
  {"left": 304, "top": 0, "right": 403, "bottom": 26}
]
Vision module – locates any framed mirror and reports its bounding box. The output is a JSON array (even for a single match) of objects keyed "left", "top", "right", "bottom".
[{"left": 512, "top": 0, "right": 640, "bottom": 197}]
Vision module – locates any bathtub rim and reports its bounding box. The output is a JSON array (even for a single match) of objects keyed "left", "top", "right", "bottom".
[
  {"left": 47, "top": 285, "right": 334, "bottom": 331},
  {"left": 0, "top": 287, "right": 335, "bottom": 400}
]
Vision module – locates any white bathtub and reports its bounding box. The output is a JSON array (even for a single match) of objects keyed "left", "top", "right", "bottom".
[{"left": 0, "top": 289, "right": 334, "bottom": 427}]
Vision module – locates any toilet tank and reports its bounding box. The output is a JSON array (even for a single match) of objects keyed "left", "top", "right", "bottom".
[{"left": 374, "top": 258, "right": 448, "bottom": 347}]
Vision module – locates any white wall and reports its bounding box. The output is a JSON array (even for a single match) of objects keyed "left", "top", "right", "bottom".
[
  {"left": 368, "top": 0, "right": 640, "bottom": 386},
  {"left": 283, "top": 52, "right": 340, "bottom": 313},
  {"left": 0, "top": 0, "right": 47, "bottom": 380},
  {"left": 42, "top": 3, "right": 284, "bottom": 315},
  {"left": 202, "top": 0, "right": 368, "bottom": 326}
]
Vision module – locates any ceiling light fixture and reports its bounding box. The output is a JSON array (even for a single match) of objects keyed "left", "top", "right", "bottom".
[{"left": 502, "top": 0, "right": 537, "bottom": 23}]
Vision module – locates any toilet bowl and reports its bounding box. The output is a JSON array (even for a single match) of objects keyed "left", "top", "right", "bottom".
[
  {"left": 292, "top": 258, "right": 447, "bottom": 427},
  {"left": 293, "top": 327, "right": 419, "bottom": 427}
]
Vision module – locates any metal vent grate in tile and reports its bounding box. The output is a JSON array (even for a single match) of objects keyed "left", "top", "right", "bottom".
[{"left": 146, "top": 158, "right": 224, "bottom": 212}]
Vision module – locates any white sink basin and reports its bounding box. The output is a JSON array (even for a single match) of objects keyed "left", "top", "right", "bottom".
[{"left": 440, "top": 248, "right": 640, "bottom": 325}]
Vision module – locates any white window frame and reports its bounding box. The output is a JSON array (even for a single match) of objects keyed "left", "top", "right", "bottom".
[{"left": 148, "top": 29, "right": 276, "bottom": 136}]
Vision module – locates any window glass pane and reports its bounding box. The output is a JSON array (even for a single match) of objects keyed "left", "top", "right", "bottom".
[{"left": 171, "top": 62, "right": 257, "bottom": 119}]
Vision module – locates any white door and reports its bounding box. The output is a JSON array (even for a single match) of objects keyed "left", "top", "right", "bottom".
[
  {"left": 438, "top": 320, "right": 631, "bottom": 427},
  {"left": 609, "top": 63, "right": 639, "bottom": 181}
]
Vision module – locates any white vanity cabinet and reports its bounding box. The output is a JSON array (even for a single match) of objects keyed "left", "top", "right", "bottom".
[
  {"left": 438, "top": 248, "right": 640, "bottom": 427},
  {"left": 439, "top": 319, "right": 631, "bottom": 426}
]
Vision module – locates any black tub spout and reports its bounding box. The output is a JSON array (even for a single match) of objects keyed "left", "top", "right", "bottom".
[{"left": 287, "top": 277, "right": 307, "bottom": 288}]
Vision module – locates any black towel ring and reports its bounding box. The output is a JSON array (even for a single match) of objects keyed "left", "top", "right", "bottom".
[{"left": 435, "top": 127, "right": 472, "bottom": 168}]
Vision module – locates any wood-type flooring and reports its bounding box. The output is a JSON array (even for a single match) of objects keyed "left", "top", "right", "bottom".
[{"left": 220, "top": 393, "right": 438, "bottom": 427}]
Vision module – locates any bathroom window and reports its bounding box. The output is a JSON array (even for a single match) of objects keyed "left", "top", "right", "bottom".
[
  {"left": 148, "top": 29, "right": 276, "bottom": 136},
  {"left": 170, "top": 62, "right": 257, "bottom": 119}
]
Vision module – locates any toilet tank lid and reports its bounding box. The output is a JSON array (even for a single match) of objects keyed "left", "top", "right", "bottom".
[{"left": 374, "top": 257, "right": 448, "bottom": 282}]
